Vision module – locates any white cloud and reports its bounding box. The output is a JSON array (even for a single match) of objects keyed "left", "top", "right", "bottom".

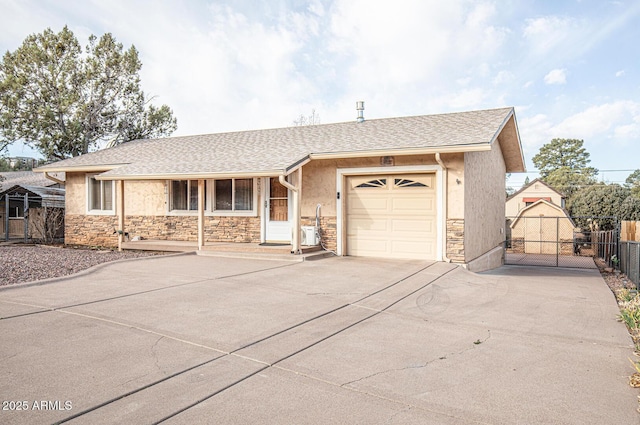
[
  {"left": 522, "top": 16, "right": 578, "bottom": 56},
  {"left": 544, "top": 69, "right": 567, "bottom": 85},
  {"left": 324, "top": 0, "right": 511, "bottom": 118},
  {"left": 493, "top": 70, "right": 514, "bottom": 85},
  {"left": 616, "top": 70, "right": 625, "bottom": 77},
  {"left": 552, "top": 100, "right": 640, "bottom": 143},
  {"left": 517, "top": 101, "right": 640, "bottom": 166}
]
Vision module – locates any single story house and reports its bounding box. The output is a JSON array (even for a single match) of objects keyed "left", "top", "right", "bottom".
[
  {"left": 35, "top": 106, "right": 525, "bottom": 271},
  {"left": 506, "top": 178, "right": 565, "bottom": 217},
  {"left": 508, "top": 199, "right": 576, "bottom": 255}
]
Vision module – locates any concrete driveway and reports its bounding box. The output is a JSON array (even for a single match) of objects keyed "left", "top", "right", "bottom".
[{"left": 0, "top": 254, "right": 637, "bottom": 424}]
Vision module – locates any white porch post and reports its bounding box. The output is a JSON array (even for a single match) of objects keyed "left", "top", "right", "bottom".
[
  {"left": 197, "top": 179, "right": 205, "bottom": 250},
  {"left": 292, "top": 169, "right": 302, "bottom": 254},
  {"left": 117, "top": 180, "right": 124, "bottom": 252}
]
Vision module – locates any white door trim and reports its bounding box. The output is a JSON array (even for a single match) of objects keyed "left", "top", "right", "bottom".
[
  {"left": 336, "top": 165, "right": 444, "bottom": 260},
  {"left": 262, "top": 177, "right": 293, "bottom": 242}
]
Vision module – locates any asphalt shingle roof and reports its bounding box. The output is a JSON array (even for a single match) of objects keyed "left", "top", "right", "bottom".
[
  {"left": 36, "top": 107, "right": 522, "bottom": 178},
  {"left": 0, "top": 171, "right": 65, "bottom": 188},
  {"left": 0, "top": 184, "right": 65, "bottom": 208}
]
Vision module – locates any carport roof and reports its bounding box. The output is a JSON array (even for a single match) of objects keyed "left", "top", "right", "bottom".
[
  {"left": 0, "top": 184, "right": 65, "bottom": 208},
  {"left": 35, "top": 107, "right": 525, "bottom": 179}
]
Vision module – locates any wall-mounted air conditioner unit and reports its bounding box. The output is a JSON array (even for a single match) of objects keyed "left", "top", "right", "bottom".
[{"left": 301, "top": 226, "right": 319, "bottom": 246}]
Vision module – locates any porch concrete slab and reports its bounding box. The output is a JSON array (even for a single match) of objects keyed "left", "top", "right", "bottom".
[
  {"left": 66, "top": 355, "right": 265, "bottom": 425},
  {"left": 0, "top": 311, "right": 219, "bottom": 425},
  {"left": 164, "top": 366, "right": 458, "bottom": 425}
]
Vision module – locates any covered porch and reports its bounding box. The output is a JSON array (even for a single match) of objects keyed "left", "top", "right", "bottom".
[{"left": 111, "top": 171, "right": 308, "bottom": 255}]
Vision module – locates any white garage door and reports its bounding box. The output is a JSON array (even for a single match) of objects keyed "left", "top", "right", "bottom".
[{"left": 346, "top": 173, "right": 437, "bottom": 259}]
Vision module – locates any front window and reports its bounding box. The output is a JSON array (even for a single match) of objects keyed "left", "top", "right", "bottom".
[
  {"left": 87, "top": 175, "right": 114, "bottom": 214},
  {"left": 213, "top": 178, "right": 253, "bottom": 212},
  {"left": 167, "top": 178, "right": 256, "bottom": 215},
  {"left": 170, "top": 180, "right": 199, "bottom": 211}
]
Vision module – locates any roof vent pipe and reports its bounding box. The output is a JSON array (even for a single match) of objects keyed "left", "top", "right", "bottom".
[{"left": 356, "top": 101, "right": 365, "bottom": 123}]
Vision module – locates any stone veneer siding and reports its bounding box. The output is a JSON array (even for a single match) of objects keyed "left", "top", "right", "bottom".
[
  {"left": 301, "top": 216, "right": 337, "bottom": 252},
  {"left": 446, "top": 218, "right": 465, "bottom": 263},
  {"left": 66, "top": 215, "right": 119, "bottom": 247},
  {"left": 65, "top": 214, "right": 261, "bottom": 248}
]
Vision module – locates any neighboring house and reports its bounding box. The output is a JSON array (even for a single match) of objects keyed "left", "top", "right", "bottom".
[
  {"left": 508, "top": 199, "right": 576, "bottom": 255},
  {"left": 0, "top": 184, "right": 65, "bottom": 241},
  {"left": 505, "top": 178, "right": 565, "bottom": 217},
  {"left": 35, "top": 106, "right": 525, "bottom": 271}
]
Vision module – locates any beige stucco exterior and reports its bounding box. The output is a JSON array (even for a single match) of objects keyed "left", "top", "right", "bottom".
[
  {"left": 299, "top": 154, "right": 464, "bottom": 218},
  {"left": 62, "top": 150, "right": 504, "bottom": 267},
  {"left": 506, "top": 180, "right": 564, "bottom": 217},
  {"left": 464, "top": 140, "right": 506, "bottom": 264},
  {"left": 65, "top": 172, "right": 87, "bottom": 215}
]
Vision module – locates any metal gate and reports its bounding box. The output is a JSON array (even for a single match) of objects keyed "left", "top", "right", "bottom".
[{"left": 504, "top": 216, "right": 619, "bottom": 269}]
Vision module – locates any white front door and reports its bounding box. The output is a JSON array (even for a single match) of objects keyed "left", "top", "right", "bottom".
[{"left": 265, "top": 177, "right": 292, "bottom": 242}]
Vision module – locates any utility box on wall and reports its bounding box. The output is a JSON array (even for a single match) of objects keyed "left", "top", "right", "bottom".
[{"left": 301, "top": 226, "right": 319, "bottom": 246}]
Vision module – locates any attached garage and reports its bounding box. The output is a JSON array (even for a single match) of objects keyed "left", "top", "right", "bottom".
[{"left": 345, "top": 173, "right": 437, "bottom": 260}]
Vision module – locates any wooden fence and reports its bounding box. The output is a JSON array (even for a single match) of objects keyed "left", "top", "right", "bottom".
[{"left": 621, "top": 221, "right": 640, "bottom": 242}]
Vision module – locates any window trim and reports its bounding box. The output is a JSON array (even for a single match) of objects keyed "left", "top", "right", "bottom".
[
  {"left": 165, "top": 178, "right": 258, "bottom": 217},
  {"left": 208, "top": 178, "right": 258, "bottom": 217},
  {"left": 86, "top": 174, "right": 115, "bottom": 216},
  {"left": 167, "top": 179, "right": 200, "bottom": 215}
]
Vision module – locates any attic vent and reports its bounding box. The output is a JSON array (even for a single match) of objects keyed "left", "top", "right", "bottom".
[{"left": 356, "top": 101, "right": 365, "bottom": 123}]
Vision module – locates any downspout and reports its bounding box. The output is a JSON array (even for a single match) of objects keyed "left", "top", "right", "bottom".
[
  {"left": 279, "top": 173, "right": 301, "bottom": 254},
  {"left": 435, "top": 153, "right": 451, "bottom": 263},
  {"left": 44, "top": 172, "right": 65, "bottom": 187}
]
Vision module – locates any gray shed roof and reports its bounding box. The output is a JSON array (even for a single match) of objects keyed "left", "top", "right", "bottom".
[
  {"left": 0, "top": 171, "right": 65, "bottom": 189},
  {"left": 35, "top": 107, "right": 525, "bottom": 179},
  {"left": 0, "top": 184, "right": 65, "bottom": 209}
]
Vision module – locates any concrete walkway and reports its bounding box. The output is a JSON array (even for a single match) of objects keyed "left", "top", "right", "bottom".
[{"left": 0, "top": 254, "right": 636, "bottom": 424}]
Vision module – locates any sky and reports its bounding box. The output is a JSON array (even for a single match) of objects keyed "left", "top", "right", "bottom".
[{"left": 1, "top": 0, "right": 639, "bottom": 189}]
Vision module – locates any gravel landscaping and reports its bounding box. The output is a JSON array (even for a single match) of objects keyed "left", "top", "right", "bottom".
[{"left": 0, "top": 244, "right": 164, "bottom": 286}]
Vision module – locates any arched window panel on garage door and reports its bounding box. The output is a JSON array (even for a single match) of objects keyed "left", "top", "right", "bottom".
[
  {"left": 393, "top": 174, "right": 434, "bottom": 189},
  {"left": 394, "top": 178, "right": 428, "bottom": 188},
  {"left": 353, "top": 178, "right": 387, "bottom": 189}
]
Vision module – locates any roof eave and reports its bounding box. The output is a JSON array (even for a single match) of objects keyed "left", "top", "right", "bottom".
[
  {"left": 94, "top": 170, "right": 287, "bottom": 181},
  {"left": 34, "top": 164, "right": 126, "bottom": 173},
  {"left": 309, "top": 145, "right": 491, "bottom": 161},
  {"left": 491, "top": 109, "right": 526, "bottom": 173}
]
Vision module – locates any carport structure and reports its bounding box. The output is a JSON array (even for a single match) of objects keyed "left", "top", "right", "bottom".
[
  {"left": 0, "top": 184, "right": 65, "bottom": 242},
  {"left": 0, "top": 254, "right": 637, "bottom": 424}
]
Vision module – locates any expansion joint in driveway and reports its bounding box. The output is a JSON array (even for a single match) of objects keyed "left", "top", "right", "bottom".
[{"left": 52, "top": 262, "right": 458, "bottom": 424}]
